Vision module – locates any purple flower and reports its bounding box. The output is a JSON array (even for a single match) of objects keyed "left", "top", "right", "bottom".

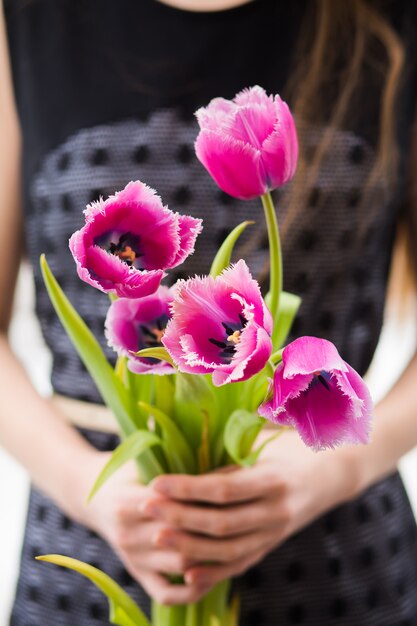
[
  {"left": 195, "top": 85, "right": 298, "bottom": 200},
  {"left": 258, "top": 337, "right": 372, "bottom": 450},
  {"left": 69, "top": 181, "right": 202, "bottom": 298},
  {"left": 162, "top": 260, "right": 273, "bottom": 386},
  {"left": 105, "top": 287, "right": 174, "bottom": 375}
]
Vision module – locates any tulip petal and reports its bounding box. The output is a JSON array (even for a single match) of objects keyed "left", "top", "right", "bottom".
[
  {"left": 195, "top": 97, "right": 237, "bottom": 131},
  {"left": 195, "top": 130, "right": 267, "bottom": 199},
  {"left": 261, "top": 98, "right": 298, "bottom": 187},
  {"left": 225, "top": 105, "right": 276, "bottom": 149},
  {"left": 258, "top": 364, "right": 312, "bottom": 422},
  {"left": 170, "top": 214, "right": 203, "bottom": 267},
  {"left": 212, "top": 325, "right": 272, "bottom": 386},
  {"left": 234, "top": 85, "right": 271, "bottom": 108},
  {"left": 289, "top": 369, "right": 371, "bottom": 449},
  {"left": 221, "top": 260, "right": 273, "bottom": 333},
  {"left": 336, "top": 365, "right": 373, "bottom": 429},
  {"left": 282, "top": 336, "right": 348, "bottom": 377}
]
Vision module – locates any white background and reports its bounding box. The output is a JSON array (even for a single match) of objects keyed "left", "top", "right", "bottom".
[{"left": 1, "top": 264, "right": 416, "bottom": 625}]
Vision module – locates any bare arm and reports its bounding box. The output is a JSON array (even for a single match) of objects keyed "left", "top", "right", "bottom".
[{"left": 0, "top": 5, "right": 97, "bottom": 516}]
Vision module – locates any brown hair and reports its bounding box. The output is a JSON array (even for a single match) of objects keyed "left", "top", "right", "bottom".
[
  {"left": 286, "top": 0, "right": 405, "bottom": 214},
  {"left": 244, "top": 1, "right": 413, "bottom": 288}
]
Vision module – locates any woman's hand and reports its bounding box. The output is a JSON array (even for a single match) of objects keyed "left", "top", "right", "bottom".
[
  {"left": 74, "top": 452, "right": 211, "bottom": 605},
  {"left": 143, "top": 429, "right": 360, "bottom": 593}
]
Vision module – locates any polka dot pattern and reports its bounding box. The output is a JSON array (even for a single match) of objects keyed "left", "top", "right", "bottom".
[
  {"left": 232, "top": 473, "right": 417, "bottom": 625},
  {"left": 12, "top": 456, "right": 417, "bottom": 625}
]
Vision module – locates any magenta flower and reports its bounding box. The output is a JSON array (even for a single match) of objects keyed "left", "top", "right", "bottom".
[
  {"left": 69, "top": 181, "right": 202, "bottom": 298},
  {"left": 162, "top": 260, "right": 273, "bottom": 386},
  {"left": 105, "top": 287, "right": 174, "bottom": 375},
  {"left": 258, "top": 337, "right": 372, "bottom": 450},
  {"left": 195, "top": 85, "right": 298, "bottom": 200}
]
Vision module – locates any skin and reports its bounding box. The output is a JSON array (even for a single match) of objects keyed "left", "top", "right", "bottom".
[
  {"left": 156, "top": 0, "right": 255, "bottom": 12},
  {"left": 1, "top": 2, "right": 417, "bottom": 606}
]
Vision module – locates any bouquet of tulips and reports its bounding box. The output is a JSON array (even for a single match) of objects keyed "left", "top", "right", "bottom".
[{"left": 37, "top": 87, "right": 372, "bottom": 626}]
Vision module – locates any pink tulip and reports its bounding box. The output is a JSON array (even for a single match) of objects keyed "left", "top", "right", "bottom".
[
  {"left": 195, "top": 85, "right": 298, "bottom": 200},
  {"left": 258, "top": 337, "right": 372, "bottom": 450},
  {"left": 105, "top": 287, "right": 174, "bottom": 375},
  {"left": 69, "top": 181, "right": 202, "bottom": 298},
  {"left": 162, "top": 260, "right": 273, "bottom": 386}
]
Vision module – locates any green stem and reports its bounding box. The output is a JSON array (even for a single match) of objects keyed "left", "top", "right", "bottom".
[
  {"left": 151, "top": 580, "right": 231, "bottom": 626},
  {"left": 201, "top": 580, "right": 230, "bottom": 626},
  {"left": 261, "top": 191, "right": 282, "bottom": 327},
  {"left": 136, "top": 450, "right": 166, "bottom": 485},
  {"left": 270, "top": 349, "right": 283, "bottom": 364},
  {"left": 152, "top": 601, "right": 186, "bottom": 626},
  {"left": 185, "top": 602, "right": 200, "bottom": 626}
]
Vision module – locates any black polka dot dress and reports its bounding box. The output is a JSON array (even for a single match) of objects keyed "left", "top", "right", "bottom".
[{"left": 5, "top": 0, "right": 417, "bottom": 624}]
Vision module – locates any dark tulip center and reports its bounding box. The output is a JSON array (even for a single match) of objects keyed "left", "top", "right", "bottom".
[
  {"left": 209, "top": 313, "right": 248, "bottom": 364},
  {"left": 308, "top": 370, "right": 332, "bottom": 393},
  {"left": 138, "top": 314, "right": 170, "bottom": 363},
  {"left": 95, "top": 231, "right": 144, "bottom": 269}
]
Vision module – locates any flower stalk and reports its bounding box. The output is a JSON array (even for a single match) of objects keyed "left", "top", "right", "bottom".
[{"left": 261, "top": 191, "right": 282, "bottom": 331}]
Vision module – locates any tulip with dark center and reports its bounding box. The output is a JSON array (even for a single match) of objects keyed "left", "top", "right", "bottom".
[
  {"left": 105, "top": 287, "right": 174, "bottom": 375},
  {"left": 258, "top": 337, "right": 373, "bottom": 450},
  {"left": 162, "top": 260, "right": 273, "bottom": 386},
  {"left": 69, "top": 181, "right": 202, "bottom": 298}
]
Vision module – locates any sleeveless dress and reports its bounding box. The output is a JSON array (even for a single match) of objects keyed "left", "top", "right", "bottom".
[{"left": 5, "top": 0, "right": 417, "bottom": 624}]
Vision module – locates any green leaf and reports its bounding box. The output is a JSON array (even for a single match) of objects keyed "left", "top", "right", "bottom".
[
  {"left": 227, "top": 596, "right": 240, "bottom": 626},
  {"left": 224, "top": 410, "right": 264, "bottom": 467},
  {"left": 139, "top": 401, "right": 196, "bottom": 474},
  {"left": 272, "top": 291, "right": 302, "bottom": 349},
  {"left": 133, "top": 347, "right": 174, "bottom": 365},
  {"left": 154, "top": 375, "right": 175, "bottom": 416},
  {"left": 198, "top": 410, "right": 211, "bottom": 473},
  {"left": 36, "top": 555, "right": 150, "bottom": 626},
  {"left": 209, "top": 221, "right": 254, "bottom": 278},
  {"left": 40, "top": 255, "right": 136, "bottom": 438},
  {"left": 88, "top": 430, "right": 163, "bottom": 500},
  {"left": 242, "top": 431, "right": 281, "bottom": 466},
  {"left": 174, "top": 374, "right": 219, "bottom": 450}
]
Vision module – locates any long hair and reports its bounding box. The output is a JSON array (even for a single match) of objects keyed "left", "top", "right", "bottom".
[
  {"left": 287, "top": 0, "right": 405, "bottom": 213},
  {"left": 243, "top": 0, "right": 410, "bottom": 285}
]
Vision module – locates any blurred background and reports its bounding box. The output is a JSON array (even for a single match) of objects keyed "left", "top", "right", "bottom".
[{"left": 1, "top": 258, "right": 416, "bottom": 625}]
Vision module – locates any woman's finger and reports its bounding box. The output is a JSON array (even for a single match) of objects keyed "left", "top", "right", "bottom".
[
  {"left": 154, "top": 526, "right": 279, "bottom": 563},
  {"left": 105, "top": 484, "right": 155, "bottom": 524},
  {"left": 184, "top": 545, "right": 274, "bottom": 588},
  {"left": 110, "top": 520, "right": 167, "bottom": 550},
  {"left": 141, "top": 495, "right": 283, "bottom": 537},
  {"left": 151, "top": 463, "right": 283, "bottom": 505},
  {"left": 129, "top": 549, "right": 197, "bottom": 575},
  {"left": 134, "top": 570, "right": 211, "bottom": 606}
]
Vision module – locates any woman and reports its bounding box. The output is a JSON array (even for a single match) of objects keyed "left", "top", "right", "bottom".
[{"left": 2, "top": 0, "right": 417, "bottom": 624}]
